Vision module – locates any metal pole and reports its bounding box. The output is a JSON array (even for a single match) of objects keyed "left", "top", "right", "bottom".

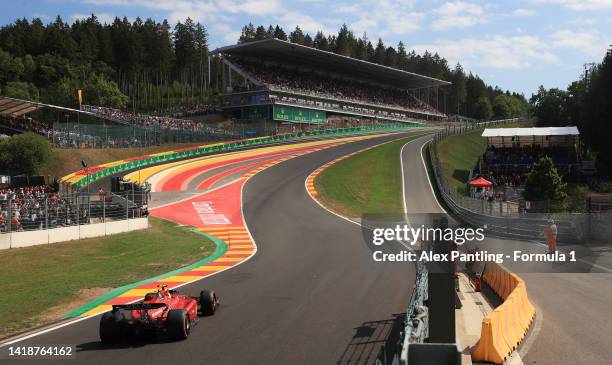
[
  {"left": 77, "top": 111, "right": 80, "bottom": 148},
  {"left": 8, "top": 197, "right": 12, "bottom": 248},
  {"left": 86, "top": 169, "right": 90, "bottom": 221}
]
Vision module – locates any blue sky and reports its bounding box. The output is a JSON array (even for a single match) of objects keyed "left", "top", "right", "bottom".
[{"left": 1, "top": 0, "right": 611, "bottom": 96}]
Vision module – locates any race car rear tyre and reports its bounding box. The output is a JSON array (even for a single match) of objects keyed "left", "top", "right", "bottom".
[
  {"left": 167, "top": 309, "right": 190, "bottom": 340},
  {"left": 100, "top": 311, "right": 123, "bottom": 344},
  {"left": 199, "top": 289, "right": 217, "bottom": 316}
]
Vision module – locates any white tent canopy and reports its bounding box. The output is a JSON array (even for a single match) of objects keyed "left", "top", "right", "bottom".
[{"left": 482, "top": 126, "right": 579, "bottom": 138}]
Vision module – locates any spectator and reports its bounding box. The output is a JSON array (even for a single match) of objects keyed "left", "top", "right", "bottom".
[
  {"left": 231, "top": 58, "right": 442, "bottom": 116},
  {"left": 11, "top": 212, "right": 21, "bottom": 231},
  {"left": 81, "top": 105, "right": 211, "bottom": 132}
]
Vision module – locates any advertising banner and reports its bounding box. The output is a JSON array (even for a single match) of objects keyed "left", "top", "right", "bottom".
[{"left": 273, "top": 105, "right": 327, "bottom": 124}]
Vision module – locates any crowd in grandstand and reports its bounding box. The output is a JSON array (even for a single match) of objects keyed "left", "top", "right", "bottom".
[
  {"left": 148, "top": 104, "right": 214, "bottom": 118},
  {"left": 0, "top": 184, "right": 149, "bottom": 232},
  {"left": 233, "top": 59, "right": 439, "bottom": 114},
  {"left": 82, "top": 105, "right": 208, "bottom": 131},
  {"left": 0, "top": 116, "right": 53, "bottom": 137},
  {"left": 482, "top": 145, "right": 576, "bottom": 170},
  {"left": 0, "top": 185, "right": 62, "bottom": 231},
  {"left": 470, "top": 145, "right": 578, "bottom": 203}
]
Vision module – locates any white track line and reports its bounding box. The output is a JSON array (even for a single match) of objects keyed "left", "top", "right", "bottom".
[{"left": 305, "top": 133, "right": 431, "bottom": 249}]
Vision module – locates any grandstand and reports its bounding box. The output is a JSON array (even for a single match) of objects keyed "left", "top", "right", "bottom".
[
  {"left": 475, "top": 127, "right": 582, "bottom": 202},
  {"left": 0, "top": 96, "right": 239, "bottom": 148},
  {"left": 210, "top": 39, "right": 450, "bottom": 126},
  {"left": 481, "top": 126, "right": 581, "bottom": 175}
]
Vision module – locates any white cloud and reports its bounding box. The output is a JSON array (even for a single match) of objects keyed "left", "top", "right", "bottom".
[
  {"left": 512, "top": 8, "right": 536, "bottom": 17},
  {"left": 412, "top": 35, "right": 558, "bottom": 69},
  {"left": 531, "top": 0, "right": 612, "bottom": 10},
  {"left": 569, "top": 17, "right": 598, "bottom": 25},
  {"left": 83, "top": 0, "right": 285, "bottom": 24},
  {"left": 435, "top": 1, "right": 482, "bottom": 16},
  {"left": 31, "top": 13, "right": 51, "bottom": 22},
  {"left": 431, "top": 1, "right": 486, "bottom": 31},
  {"left": 278, "top": 11, "right": 333, "bottom": 34},
  {"left": 334, "top": 0, "right": 422, "bottom": 38},
  {"left": 211, "top": 23, "right": 241, "bottom": 43},
  {"left": 550, "top": 29, "right": 606, "bottom": 55},
  {"left": 218, "top": 0, "right": 284, "bottom": 15}
]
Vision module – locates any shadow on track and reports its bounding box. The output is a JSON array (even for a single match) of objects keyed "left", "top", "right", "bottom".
[{"left": 336, "top": 313, "right": 406, "bottom": 365}]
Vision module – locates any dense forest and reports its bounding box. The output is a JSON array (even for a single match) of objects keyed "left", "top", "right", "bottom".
[
  {"left": 0, "top": 15, "right": 528, "bottom": 119},
  {"left": 530, "top": 49, "right": 612, "bottom": 174},
  {"left": 0, "top": 15, "right": 211, "bottom": 111}
]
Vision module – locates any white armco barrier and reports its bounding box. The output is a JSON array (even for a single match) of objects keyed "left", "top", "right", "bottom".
[{"left": 0, "top": 218, "right": 149, "bottom": 249}]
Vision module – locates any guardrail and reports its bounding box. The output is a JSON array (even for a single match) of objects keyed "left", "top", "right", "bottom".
[
  {"left": 399, "top": 262, "right": 429, "bottom": 362},
  {"left": 63, "top": 123, "right": 428, "bottom": 189},
  {"left": 472, "top": 262, "right": 535, "bottom": 364},
  {"left": 373, "top": 260, "right": 430, "bottom": 365}
]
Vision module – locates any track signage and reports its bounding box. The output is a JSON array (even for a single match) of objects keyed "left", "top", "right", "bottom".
[{"left": 273, "top": 105, "right": 327, "bottom": 124}]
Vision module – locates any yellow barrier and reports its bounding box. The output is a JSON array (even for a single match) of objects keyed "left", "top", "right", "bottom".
[{"left": 472, "top": 262, "right": 535, "bottom": 364}]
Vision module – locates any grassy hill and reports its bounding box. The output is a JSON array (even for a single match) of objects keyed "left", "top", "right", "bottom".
[
  {"left": 436, "top": 120, "right": 528, "bottom": 195},
  {"left": 41, "top": 142, "right": 206, "bottom": 179}
]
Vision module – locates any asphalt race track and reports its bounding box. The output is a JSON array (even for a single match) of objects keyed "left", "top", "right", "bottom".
[
  {"left": 5, "top": 131, "right": 423, "bottom": 365},
  {"left": 7, "top": 131, "right": 611, "bottom": 364}
]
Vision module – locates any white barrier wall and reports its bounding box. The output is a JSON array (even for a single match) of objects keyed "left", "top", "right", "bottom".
[{"left": 0, "top": 218, "right": 149, "bottom": 249}]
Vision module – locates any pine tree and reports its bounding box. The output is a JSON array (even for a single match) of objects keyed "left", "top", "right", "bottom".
[{"left": 273, "top": 25, "right": 287, "bottom": 40}]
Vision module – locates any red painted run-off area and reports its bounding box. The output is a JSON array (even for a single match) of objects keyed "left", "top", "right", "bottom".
[
  {"left": 152, "top": 180, "right": 244, "bottom": 228},
  {"left": 196, "top": 159, "right": 271, "bottom": 191},
  {"left": 158, "top": 145, "right": 324, "bottom": 191}
]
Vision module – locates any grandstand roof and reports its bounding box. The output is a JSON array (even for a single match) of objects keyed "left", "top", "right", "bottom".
[
  {"left": 482, "top": 127, "right": 580, "bottom": 138},
  {"left": 0, "top": 96, "right": 41, "bottom": 117},
  {"left": 0, "top": 95, "right": 93, "bottom": 118},
  {"left": 211, "top": 39, "right": 451, "bottom": 89}
]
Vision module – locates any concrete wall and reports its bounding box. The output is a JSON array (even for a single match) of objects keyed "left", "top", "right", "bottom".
[{"left": 0, "top": 218, "right": 149, "bottom": 250}]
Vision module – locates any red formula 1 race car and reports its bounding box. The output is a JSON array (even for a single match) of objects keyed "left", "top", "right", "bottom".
[{"left": 99, "top": 284, "right": 219, "bottom": 343}]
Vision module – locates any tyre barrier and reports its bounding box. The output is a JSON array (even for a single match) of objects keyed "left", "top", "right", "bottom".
[{"left": 471, "top": 262, "right": 535, "bottom": 364}]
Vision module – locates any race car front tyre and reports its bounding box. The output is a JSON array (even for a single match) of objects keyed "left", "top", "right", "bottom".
[
  {"left": 199, "top": 289, "right": 217, "bottom": 316},
  {"left": 100, "top": 311, "right": 123, "bottom": 343},
  {"left": 167, "top": 309, "right": 190, "bottom": 340}
]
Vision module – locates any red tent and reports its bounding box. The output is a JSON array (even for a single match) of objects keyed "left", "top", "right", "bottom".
[{"left": 469, "top": 177, "right": 493, "bottom": 188}]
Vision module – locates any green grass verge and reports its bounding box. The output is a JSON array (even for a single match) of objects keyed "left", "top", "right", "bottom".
[
  {"left": 314, "top": 134, "right": 427, "bottom": 217},
  {"left": 437, "top": 128, "right": 488, "bottom": 195},
  {"left": 437, "top": 122, "right": 526, "bottom": 195},
  {"left": 0, "top": 217, "right": 215, "bottom": 338}
]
